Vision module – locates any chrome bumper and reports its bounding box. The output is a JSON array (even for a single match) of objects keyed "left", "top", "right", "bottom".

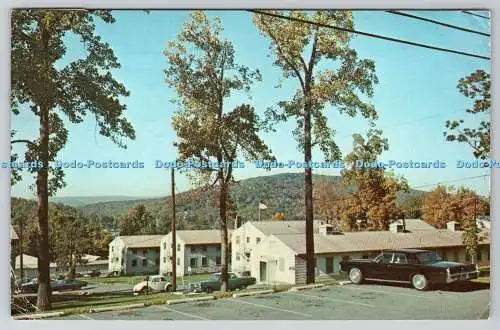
[{"left": 446, "top": 270, "right": 480, "bottom": 283}]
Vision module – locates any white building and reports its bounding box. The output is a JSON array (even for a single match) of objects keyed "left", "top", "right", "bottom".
[
  {"left": 108, "top": 235, "right": 164, "bottom": 275},
  {"left": 231, "top": 220, "right": 322, "bottom": 275},
  {"left": 159, "top": 230, "right": 233, "bottom": 277},
  {"left": 250, "top": 220, "right": 491, "bottom": 285}
]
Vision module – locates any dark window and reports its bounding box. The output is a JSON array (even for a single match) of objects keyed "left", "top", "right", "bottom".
[
  {"left": 202, "top": 245, "right": 207, "bottom": 252},
  {"left": 256, "top": 237, "right": 261, "bottom": 244},
  {"left": 190, "top": 258, "right": 197, "bottom": 267},
  {"left": 190, "top": 246, "right": 196, "bottom": 253},
  {"left": 163, "top": 257, "right": 167, "bottom": 263},
  {"left": 236, "top": 236, "right": 240, "bottom": 244},
  {"left": 407, "top": 254, "right": 419, "bottom": 264},
  {"left": 381, "top": 253, "right": 393, "bottom": 264},
  {"left": 177, "top": 244, "right": 181, "bottom": 251},
  {"left": 216, "top": 246, "right": 221, "bottom": 251},
  {"left": 132, "top": 259, "right": 137, "bottom": 267},
  {"left": 155, "top": 257, "right": 160, "bottom": 265},
  {"left": 417, "top": 251, "right": 442, "bottom": 264},
  {"left": 163, "top": 242, "right": 166, "bottom": 250},
  {"left": 342, "top": 256, "right": 350, "bottom": 261},
  {"left": 236, "top": 255, "right": 240, "bottom": 261},
  {"left": 392, "top": 253, "right": 408, "bottom": 264},
  {"left": 216, "top": 256, "right": 221, "bottom": 265},
  {"left": 177, "top": 257, "right": 180, "bottom": 265},
  {"left": 143, "top": 249, "right": 148, "bottom": 255},
  {"left": 142, "top": 259, "right": 147, "bottom": 267},
  {"left": 247, "top": 236, "right": 250, "bottom": 243},
  {"left": 202, "top": 257, "right": 208, "bottom": 267}
]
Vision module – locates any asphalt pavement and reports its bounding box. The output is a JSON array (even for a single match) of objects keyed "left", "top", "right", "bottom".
[{"left": 51, "top": 281, "right": 491, "bottom": 320}]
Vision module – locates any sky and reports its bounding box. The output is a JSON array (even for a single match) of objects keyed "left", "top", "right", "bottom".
[{"left": 10, "top": 10, "right": 492, "bottom": 198}]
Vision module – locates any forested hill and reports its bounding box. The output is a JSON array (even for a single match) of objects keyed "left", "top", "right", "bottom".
[{"left": 76, "top": 173, "right": 426, "bottom": 227}]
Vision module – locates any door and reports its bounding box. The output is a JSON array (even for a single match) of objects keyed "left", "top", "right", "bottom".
[
  {"left": 325, "top": 257, "right": 334, "bottom": 274},
  {"left": 370, "top": 252, "right": 394, "bottom": 279},
  {"left": 260, "top": 262, "right": 267, "bottom": 282},
  {"left": 386, "top": 252, "right": 412, "bottom": 282}
]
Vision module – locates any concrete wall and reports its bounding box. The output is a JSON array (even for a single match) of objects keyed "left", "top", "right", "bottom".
[
  {"left": 231, "top": 223, "right": 265, "bottom": 275},
  {"left": 251, "top": 236, "right": 296, "bottom": 285}
]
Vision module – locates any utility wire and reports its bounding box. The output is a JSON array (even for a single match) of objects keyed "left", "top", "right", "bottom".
[
  {"left": 386, "top": 10, "right": 490, "bottom": 37},
  {"left": 462, "top": 10, "right": 490, "bottom": 20},
  {"left": 249, "top": 10, "right": 490, "bottom": 61},
  {"left": 411, "top": 174, "right": 490, "bottom": 189}
]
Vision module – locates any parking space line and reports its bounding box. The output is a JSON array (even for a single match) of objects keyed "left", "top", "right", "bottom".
[
  {"left": 230, "top": 298, "right": 313, "bottom": 317},
  {"left": 78, "top": 314, "right": 94, "bottom": 320},
  {"left": 341, "top": 285, "right": 432, "bottom": 299},
  {"left": 286, "top": 291, "right": 374, "bottom": 307},
  {"left": 154, "top": 305, "right": 209, "bottom": 320}
]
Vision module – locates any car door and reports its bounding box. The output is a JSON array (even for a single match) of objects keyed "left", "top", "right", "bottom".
[
  {"left": 385, "top": 252, "right": 412, "bottom": 282},
  {"left": 150, "top": 277, "right": 162, "bottom": 291},
  {"left": 370, "top": 252, "right": 394, "bottom": 279},
  {"left": 228, "top": 273, "right": 238, "bottom": 289}
]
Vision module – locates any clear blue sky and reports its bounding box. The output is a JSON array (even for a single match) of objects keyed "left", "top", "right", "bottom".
[{"left": 11, "top": 10, "right": 491, "bottom": 198}]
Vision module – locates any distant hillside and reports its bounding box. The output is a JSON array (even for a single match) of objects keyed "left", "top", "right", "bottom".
[
  {"left": 49, "top": 196, "right": 162, "bottom": 207},
  {"left": 78, "top": 173, "right": 427, "bottom": 228}
]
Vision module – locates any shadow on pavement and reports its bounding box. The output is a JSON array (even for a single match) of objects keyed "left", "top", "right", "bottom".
[{"left": 437, "top": 281, "right": 490, "bottom": 292}]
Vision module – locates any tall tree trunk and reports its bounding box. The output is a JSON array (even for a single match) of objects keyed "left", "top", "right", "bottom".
[
  {"left": 303, "top": 93, "right": 315, "bottom": 284},
  {"left": 219, "top": 169, "right": 229, "bottom": 292},
  {"left": 36, "top": 104, "right": 51, "bottom": 310}
]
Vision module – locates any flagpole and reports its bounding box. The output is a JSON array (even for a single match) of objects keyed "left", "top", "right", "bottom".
[{"left": 259, "top": 207, "right": 261, "bottom": 221}]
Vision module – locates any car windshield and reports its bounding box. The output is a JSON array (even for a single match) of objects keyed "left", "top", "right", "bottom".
[{"left": 416, "top": 251, "right": 442, "bottom": 264}]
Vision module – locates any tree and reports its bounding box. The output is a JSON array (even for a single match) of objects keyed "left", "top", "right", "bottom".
[
  {"left": 253, "top": 10, "right": 378, "bottom": 283},
  {"left": 11, "top": 9, "right": 135, "bottom": 310},
  {"left": 340, "top": 129, "right": 407, "bottom": 231},
  {"left": 49, "top": 207, "right": 89, "bottom": 279},
  {"left": 118, "top": 204, "right": 156, "bottom": 235},
  {"left": 165, "top": 11, "right": 273, "bottom": 291},
  {"left": 399, "top": 195, "right": 424, "bottom": 219},
  {"left": 421, "top": 185, "right": 454, "bottom": 229},
  {"left": 313, "top": 181, "right": 342, "bottom": 225},
  {"left": 444, "top": 69, "right": 491, "bottom": 159}
]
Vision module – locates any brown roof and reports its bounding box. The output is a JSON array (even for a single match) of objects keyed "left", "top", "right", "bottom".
[
  {"left": 10, "top": 225, "right": 19, "bottom": 240},
  {"left": 272, "top": 229, "right": 491, "bottom": 255},
  {"left": 176, "top": 230, "right": 233, "bottom": 245},
  {"left": 118, "top": 235, "right": 164, "bottom": 248},
  {"left": 391, "top": 219, "right": 437, "bottom": 231}
]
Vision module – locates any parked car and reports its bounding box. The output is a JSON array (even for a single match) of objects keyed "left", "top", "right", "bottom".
[
  {"left": 340, "top": 248, "right": 479, "bottom": 291},
  {"left": 83, "top": 269, "right": 101, "bottom": 277},
  {"left": 52, "top": 279, "right": 88, "bottom": 291},
  {"left": 191, "top": 272, "right": 256, "bottom": 293},
  {"left": 19, "top": 278, "right": 58, "bottom": 294},
  {"left": 133, "top": 275, "right": 173, "bottom": 294}
]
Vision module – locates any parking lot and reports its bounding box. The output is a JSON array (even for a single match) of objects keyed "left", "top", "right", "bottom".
[{"left": 53, "top": 282, "right": 490, "bottom": 320}]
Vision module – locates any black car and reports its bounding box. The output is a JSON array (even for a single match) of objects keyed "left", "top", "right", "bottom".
[
  {"left": 52, "top": 279, "right": 88, "bottom": 291},
  {"left": 340, "top": 249, "right": 479, "bottom": 291}
]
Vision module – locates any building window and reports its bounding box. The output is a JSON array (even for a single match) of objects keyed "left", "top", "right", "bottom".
[
  {"left": 236, "top": 236, "right": 240, "bottom": 244},
  {"left": 247, "top": 236, "right": 250, "bottom": 243},
  {"left": 163, "top": 257, "right": 167, "bottom": 263},
  {"left": 132, "top": 259, "right": 137, "bottom": 267},
  {"left": 143, "top": 249, "right": 148, "bottom": 255},
  {"left": 190, "top": 258, "right": 197, "bottom": 267},
  {"left": 279, "top": 258, "right": 285, "bottom": 271},
  {"left": 216, "top": 256, "right": 221, "bottom": 265},
  {"left": 155, "top": 257, "right": 160, "bottom": 265},
  {"left": 216, "top": 246, "right": 221, "bottom": 251},
  {"left": 256, "top": 237, "right": 261, "bottom": 244},
  {"left": 177, "top": 257, "right": 180, "bottom": 265},
  {"left": 111, "top": 246, "right": 114, "bottom": 252},
  {"left": 202, "top": 256, "right": 207, "bottom": 267},
  {"left": 142, "top": 259, "right": 148, "bottom": 267},
  {"left": 163, "top": 242, "right": 166, "bottom": 250},
  {"left": 177, "top": 244, "right": 181, "bottom": 251},
  {"left": 202, "top": 245, "right": 207, "bottom": 252},
  {"left": 190, "top": 246, "right": 196, "bottom": 253},
  {"left": 236, "top": 255, "right": 240, "bottom": 261}
]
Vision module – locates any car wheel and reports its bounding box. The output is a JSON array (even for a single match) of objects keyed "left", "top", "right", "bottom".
[
  {"left": 239, "top": 284, "right": 247, "bottom": 290},
  {"left": 349, "top": 267, "right": 364, "bottom": 284},
  {"left": 411, "top": 274, "right": 429, "bottom": 291},
  {"left": 164, "top": 284, "right": 173, "bottom": 292}
]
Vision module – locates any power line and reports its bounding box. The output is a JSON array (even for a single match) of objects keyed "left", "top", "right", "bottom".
[
  {"left": 411, "top": 174, "right": 489, "bottom": 189},
  {"left": 462, "top": 11, "right": 490, "bottom": 20},
  {"left": 386, "top": 10, "right": 490, "bottom": 37},
  {"left": 249, "top": 10, "right": 490, "bottom": 61}
]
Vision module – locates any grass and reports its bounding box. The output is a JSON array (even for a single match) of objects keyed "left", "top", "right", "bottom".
[{"left": 473, "top": 276, "right": 490, "bottom": 284}]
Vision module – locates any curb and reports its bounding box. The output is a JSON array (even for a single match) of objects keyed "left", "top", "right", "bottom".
[
  {"left": 289, "top": 284, "right": 325, "bottom": 292},
  {"left": 232, "top": 289, "right": 274, "bottom": 298},
  {"left": 13, "top": 311, "right": 65, "bottom": 320},
  {"left": 90, "top": 303, "right": 145, "bottom": 313},
  {"left": 166, "top": 295, "right": 215, "bottom": 305}
]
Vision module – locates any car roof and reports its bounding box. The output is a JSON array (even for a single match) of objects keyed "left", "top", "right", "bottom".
[{"left": 384, "top": 248, "right": 430, "bottom": 254}]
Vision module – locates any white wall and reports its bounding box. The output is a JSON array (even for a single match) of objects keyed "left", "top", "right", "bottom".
[
  {"left": 108, "top": 239, "right": 126, "bottom": 274},
  {"left": 159, "top": 234, "right": 185, "bottom": 276},
  {"left": 251, "top": 236, "right": 296, "bottom": 284},
  {"left": 231, "top": 223, "right": 265, "bottom": 275}
]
